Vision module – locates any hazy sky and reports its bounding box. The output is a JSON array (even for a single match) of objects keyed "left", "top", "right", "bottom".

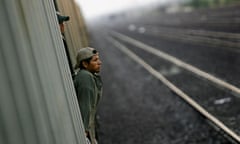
[{"left": 75, "top": 0, "right": 168, "bottom": 18}]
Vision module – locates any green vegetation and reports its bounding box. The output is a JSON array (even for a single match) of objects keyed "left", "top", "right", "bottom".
[{"left": 183, "top": 0, "right": 239, "bottom": 8}]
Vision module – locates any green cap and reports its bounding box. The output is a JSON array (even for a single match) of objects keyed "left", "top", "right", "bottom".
[
  {"left": 56, "top": 11, "right": 70, "bottom": 24},
  {"left": 75, "top": 47, "right": 98, "bottom": 68}
]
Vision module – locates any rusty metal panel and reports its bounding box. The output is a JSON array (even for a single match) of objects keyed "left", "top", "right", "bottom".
[
  {"left": 0, "top": 0, "right": 86, "bottom": 144},
  {"left": 56, "top": 0, "right": 89, "bottom": 68}
]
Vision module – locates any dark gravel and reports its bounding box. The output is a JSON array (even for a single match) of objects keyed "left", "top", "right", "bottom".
[{"left": 87, "top": 26, "right": 231, "bottom": 143}]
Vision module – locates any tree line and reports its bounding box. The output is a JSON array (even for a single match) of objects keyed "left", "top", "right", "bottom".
[{"left": 183, "top": 0, "right": 239, "bottom": 8}]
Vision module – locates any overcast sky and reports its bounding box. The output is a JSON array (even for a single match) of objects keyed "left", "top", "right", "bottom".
[{"left": 75, "top": 0, "right": 169, "bottom": 18}]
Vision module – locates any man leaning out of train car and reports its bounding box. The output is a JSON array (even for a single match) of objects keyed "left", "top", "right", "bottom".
[{"left": 73, "top": 47, "right": 103, "bottom": 144}]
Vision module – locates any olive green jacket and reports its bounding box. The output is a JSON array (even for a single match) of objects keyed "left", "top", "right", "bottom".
[{"left": 73, "top": 69, "right": 102, "bottom": 143}]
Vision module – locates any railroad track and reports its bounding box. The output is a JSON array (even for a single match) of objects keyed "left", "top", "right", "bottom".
[
  {"left": 107, "top": 31, "right": 240, "bottom": 143},
  {"left": 126, "top": 25, "right": 240, "bottom": 51},
  {"left": 113, "top": 4, "right": 240, "bottom": 55},
  {"left": 130, "top": 4, "right": 240, "bottom": 33},
  {"left": 101, "top": 4, "right": 240, "bottom": 143}
]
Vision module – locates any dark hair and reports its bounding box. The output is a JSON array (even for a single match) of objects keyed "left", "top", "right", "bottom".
[{"left": 79, "top": 57, "right": 92, "bottom": 69}]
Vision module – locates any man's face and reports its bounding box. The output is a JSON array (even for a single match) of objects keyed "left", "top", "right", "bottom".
[
  {"left": 85, "top": 54, "right": 102, "bottom": 73},
  {"left": 59, "top": 23, "right": 64, "bottom": 34}
]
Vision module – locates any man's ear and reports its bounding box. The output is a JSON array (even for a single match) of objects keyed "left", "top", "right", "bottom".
[{"left": 82, "top": 61, "right": 88, "bottom": 69}]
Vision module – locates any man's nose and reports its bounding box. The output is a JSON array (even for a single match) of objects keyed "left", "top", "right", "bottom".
[{"left": 98, "top": 60, "right": 102, "bottom": 64}]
